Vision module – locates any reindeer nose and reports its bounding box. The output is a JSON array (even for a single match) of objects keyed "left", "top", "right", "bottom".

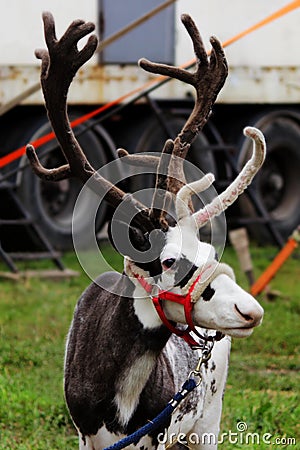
[{"left": 234, "top": 304, "right": 264, "bottom": 326}]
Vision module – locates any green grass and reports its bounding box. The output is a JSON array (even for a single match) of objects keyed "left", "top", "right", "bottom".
[
  {"left": 220, "top": 245, "right": 300, "bottom": 449},
  {"left": 0, "top": 243, "right": 299, "bottom": 449}
]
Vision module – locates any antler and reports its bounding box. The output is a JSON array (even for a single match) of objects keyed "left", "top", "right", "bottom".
[
  {"left": 175, "top": 127, "right": 266, "bottom": 227},
  {"left": 119, "top": 14, "right": 228, "bottom": 225},
  {"left": 139, "top": 14, "right": 227, "bottom": 148},
  {"left": 26, "top": 12, "right": 154, "bottom": 232}
]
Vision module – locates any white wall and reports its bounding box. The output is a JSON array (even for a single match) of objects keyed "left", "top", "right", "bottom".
[
  {"left": 0, "top": 0, "right": 97, "bottom": 64},
  {"left": 2, "top": 1, "right": 300, "bottom": 67},
  {"left": 175, "top": 0, "right": 300, "bottom": 67}
]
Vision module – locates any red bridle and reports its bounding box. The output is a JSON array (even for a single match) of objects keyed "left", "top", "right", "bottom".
[{"left": 132, "top": 269, "right": 224, "bottom": 348}]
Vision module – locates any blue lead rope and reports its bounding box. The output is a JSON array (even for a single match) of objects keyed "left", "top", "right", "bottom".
[{"left": 103, "top": 378, "right": 197, "bottom": 450}]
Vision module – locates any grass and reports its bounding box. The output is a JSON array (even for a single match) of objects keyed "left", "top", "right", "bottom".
[
  {"left": 0, "top": 242, "right": 299, "bottom": 449},
  {"left": 220, "top": 245, "right": 300, "bottom": 449}
]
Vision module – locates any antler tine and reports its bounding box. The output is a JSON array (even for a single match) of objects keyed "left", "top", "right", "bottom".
[
  {"left": 139, "top": 14, "right": 228, "bottom": 148},
  {"left": 149, "top": 139, "right": 174, "bottom": 229},
  {"left": 193, "top": 127, "right": 266, "bottom": 228},
  {"left": 176, "top": 173, "right": 215, "bottom": 221},
  {"left": 27, "top": 12, "right": 154, "bottom": 233},
  {"left": 117, "top": 149, "right": 159, "bottom": 169},
  {"left": 26, "top": 144, "right": 72, "bottom": 181}
]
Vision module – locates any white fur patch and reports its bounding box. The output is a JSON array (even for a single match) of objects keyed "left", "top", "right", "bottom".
[
  {"left": 133, "top": 287, "right": 162, "bottom": 328},
  {"left": 114, "top": 353, "right": 156, "bottom": 426},
  {"left": 124, "top": 258, "right": 163, "bottom": 328}
]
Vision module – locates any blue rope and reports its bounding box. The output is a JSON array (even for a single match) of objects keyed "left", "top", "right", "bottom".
[{"left": 104, "top": 378, "right": 197, "bottom": 450}]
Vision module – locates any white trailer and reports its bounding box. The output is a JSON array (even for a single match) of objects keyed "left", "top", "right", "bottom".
[{"left": 1, "top": 0, "right": 300, "bottom": 250}]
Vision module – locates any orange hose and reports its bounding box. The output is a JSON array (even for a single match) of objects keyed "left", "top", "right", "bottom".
[
  {"left": 1, "top": 0, "right": 300, "bottom": 169},
  {"left": 250, "top": 238, "right": 298, "bottom": 296}
]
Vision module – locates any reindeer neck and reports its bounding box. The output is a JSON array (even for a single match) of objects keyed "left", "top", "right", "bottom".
[
  {"left": 113, "top": 273, "right": 172, "bottom": 427},
  {"left": 65, "top": 270, "right": 172, "bottom": 436},
  {"left": 99, "top": 270, "right": 171, "bottom": 365}
]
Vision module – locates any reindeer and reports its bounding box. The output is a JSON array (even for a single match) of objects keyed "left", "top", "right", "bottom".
[{"left": 26, "top": 12, "right": 265, "bottom": 450}]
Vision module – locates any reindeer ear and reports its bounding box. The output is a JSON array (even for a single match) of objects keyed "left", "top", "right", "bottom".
[
  {"left": 129, "top": 225, "right": 151, "bottom": 251},
  {"left": 108, "top": 220, "right": 150, "bottom": 256},
  {"left": 108, "top": 221, "right": 165, "bottom": 274}
]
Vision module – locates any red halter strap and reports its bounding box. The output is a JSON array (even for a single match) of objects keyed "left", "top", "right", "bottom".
[{"left": 132, "top": 271, "right": 222, "bottom": 348}]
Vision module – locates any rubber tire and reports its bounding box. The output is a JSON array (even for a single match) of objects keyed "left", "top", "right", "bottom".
[
  {"left": 18, "top": 115, "right": 112, "bottom": 251},
  {"left": 238, "top": 113, "right": 300, "bottom": 242}
]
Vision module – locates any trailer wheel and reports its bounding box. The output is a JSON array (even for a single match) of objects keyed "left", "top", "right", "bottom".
[
  {"left": 238, "top": 113, "right": 300, "bottom": 242},
  {"left": 18, "top": 114, "right": 114, "bottom": 251}
]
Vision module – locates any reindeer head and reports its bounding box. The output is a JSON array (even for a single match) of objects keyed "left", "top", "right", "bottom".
[
  {"left": 27, "top": 13, "right": 264, "bottom": 341},
  {"left": 122, "top": 126, "right": 264, "bottom": 339}
]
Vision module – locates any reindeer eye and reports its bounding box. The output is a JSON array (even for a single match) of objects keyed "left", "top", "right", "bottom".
[
  {"left": 162, "top": 258, "right": 176, "bottom": 269},
  {"left": 202, "top": 284, "right": 215, "bottom": 301}
]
